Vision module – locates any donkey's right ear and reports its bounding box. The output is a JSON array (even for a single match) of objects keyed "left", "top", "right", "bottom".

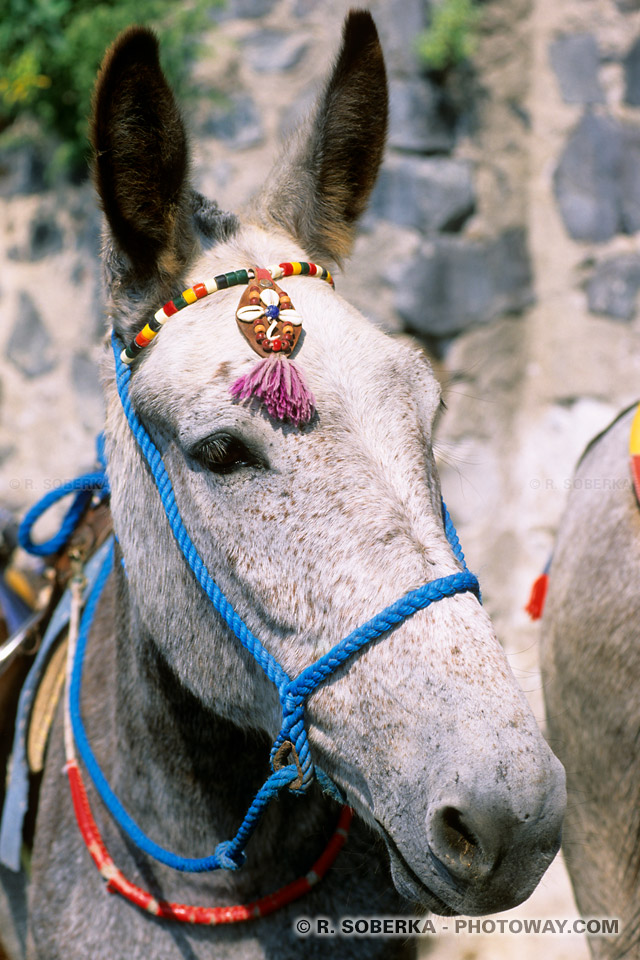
[{"left": 91, "top": 27, "right": 193, "bottom": 284}]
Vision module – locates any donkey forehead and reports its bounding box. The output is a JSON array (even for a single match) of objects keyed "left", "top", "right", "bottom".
[{"left": 130, "top": 271, "right": 442, "bottom": 439}]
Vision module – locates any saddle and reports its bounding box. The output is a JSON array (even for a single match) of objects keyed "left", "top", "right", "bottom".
[{"left": 0, "top": 499, "right": 112, "bottom": 868}]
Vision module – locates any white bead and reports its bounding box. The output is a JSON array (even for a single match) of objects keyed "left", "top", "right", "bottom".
[
  {"left": 281, "top": 308, "right": 302, "bottom": 326},
  {"left": 259, "top": 288, "right": 280, "bottom": 307},
  {"left": 204, "top": 277, "right": 219, "bottom": 294},
  {"left": 236, "top": 305, "right": 265, "bottom": 323},
  {"left": 266, "top": 264, "right": 283, "bottom": 280}
]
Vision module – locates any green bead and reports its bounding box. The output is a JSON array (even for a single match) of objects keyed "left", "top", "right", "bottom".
[{"left": 173, "top": 294, "right": 188, "bottom": 311}]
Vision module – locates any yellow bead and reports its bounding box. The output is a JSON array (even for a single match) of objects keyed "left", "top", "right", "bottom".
[
  {"left": 182, "top": 287, "right": 197, "bottom": 304},
  {"left": 141, "top": 324, "right": 157, "bottom": 341}
]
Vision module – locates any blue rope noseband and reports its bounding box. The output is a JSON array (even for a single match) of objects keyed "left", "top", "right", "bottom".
[{"left": 18, "top": 330, "right": 481, "bottom": 875}]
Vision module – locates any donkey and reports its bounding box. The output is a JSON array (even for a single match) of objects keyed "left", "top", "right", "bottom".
[
  {"left": 541, "top": 405, "right": 640, "bottom": 960},
  {"left": 1, "top": 11, "right": 566, "bottom": 960}
]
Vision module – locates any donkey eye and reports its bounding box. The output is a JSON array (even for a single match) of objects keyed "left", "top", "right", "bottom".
[{"left": 192, "top": 433, "right": 265, "bottom": 475}]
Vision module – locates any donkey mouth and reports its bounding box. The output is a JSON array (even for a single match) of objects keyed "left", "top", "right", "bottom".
[{"left": 377, "top": 823, "right": 460, "bottom": 916}]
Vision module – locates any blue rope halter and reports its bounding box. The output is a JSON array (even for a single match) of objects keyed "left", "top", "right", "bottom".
[{"left": 18, "top": 331, "right": 481, "bottom": 875}]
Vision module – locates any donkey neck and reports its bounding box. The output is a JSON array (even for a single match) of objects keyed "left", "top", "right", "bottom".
[{"left": 102, "top": 561, "right": 337, "bottom": 885}]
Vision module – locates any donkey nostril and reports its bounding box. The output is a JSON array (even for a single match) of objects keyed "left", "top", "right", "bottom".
[
  {"left": 427, "top": 802, "right": 502, "bottom": 882},
  {"left": 439, "top": 806, "right": 481, "bottom": 868}
]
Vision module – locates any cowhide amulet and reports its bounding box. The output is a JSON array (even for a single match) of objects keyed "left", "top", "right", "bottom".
[{"left": 235, "top": 277, "right": 302, "bottom": 359}]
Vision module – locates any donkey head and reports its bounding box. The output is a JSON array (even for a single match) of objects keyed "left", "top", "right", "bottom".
[{"left": 94, "top": 12, "right": 565, "bottom": 916}]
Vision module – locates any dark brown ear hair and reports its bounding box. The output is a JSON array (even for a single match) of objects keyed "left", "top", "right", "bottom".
[
  {"left": 91, "top": 26, "right": 192, "bottom": 282},
  {"left": 256, "top": 9, "right": 388, "bottom": 265}
]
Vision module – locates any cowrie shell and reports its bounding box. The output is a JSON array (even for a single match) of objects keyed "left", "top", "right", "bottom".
[
  {"left": 236, "top": 305, "right": 264, "bottom": 323},
  {"left": 280, "top": 308, "right": 302, "bottom": 326},
  {"left": 259, "top": 289, "right": 280, "bottom": 307}
]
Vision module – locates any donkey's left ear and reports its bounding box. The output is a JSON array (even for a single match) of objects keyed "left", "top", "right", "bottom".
[
  {"left": 91, "top": 27, "right": 193, "bottom": 284},
  {"left": 255, "top": 9, "right": 388, "bottom": 265}
]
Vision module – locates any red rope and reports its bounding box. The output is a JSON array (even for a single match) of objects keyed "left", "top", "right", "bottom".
[{"left": 66, "top": 758, "right": 353, "bottom": 924}]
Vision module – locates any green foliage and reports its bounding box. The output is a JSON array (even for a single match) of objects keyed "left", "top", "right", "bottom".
[
  {"left": 416, "top": 0, "right": 479, "bottom": 74},
  {"left": 0, "top": 0, "right": 218, "bottom": 180}
]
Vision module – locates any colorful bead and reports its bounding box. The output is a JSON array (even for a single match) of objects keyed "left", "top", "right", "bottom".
[
  {"left": 182, "top": 287, "right": 198, "bottom": 305},
  {"left": 122, "top": 262, "right": 333, "bottom": 364},
  {"left": 272, "top": 339, "right": 282, "bottom": 352},
  {"left": 66, "top": 755, "right": 352, "bottom": 928}
]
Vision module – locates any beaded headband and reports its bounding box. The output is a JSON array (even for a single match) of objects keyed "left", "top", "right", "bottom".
[{"left": 120, "top": 261, "right": 333, "bottom": 426}]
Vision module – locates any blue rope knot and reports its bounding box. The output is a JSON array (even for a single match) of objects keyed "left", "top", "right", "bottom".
[{"left": 214, "top": 840, "right": 246, "bottom": 871}]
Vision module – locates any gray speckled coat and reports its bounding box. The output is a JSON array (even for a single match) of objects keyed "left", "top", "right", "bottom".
[{"left": 542, "top": 404, "right": 640, "bottom": 960}]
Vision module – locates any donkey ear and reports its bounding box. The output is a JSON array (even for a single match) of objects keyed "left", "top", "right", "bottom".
[
  {"left": 91, "top": 27, "right": 192, "bottom": 283},
  {"left": 257, "top": 10, "right": 388, "bottom": 265}
]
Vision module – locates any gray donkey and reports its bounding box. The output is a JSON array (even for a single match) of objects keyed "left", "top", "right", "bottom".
[
  {"left": 1, "top": 11, "right": 565, "bottom": 960},
  {"left": 542, "top": 404, "right": 640, "bottom": 960}
]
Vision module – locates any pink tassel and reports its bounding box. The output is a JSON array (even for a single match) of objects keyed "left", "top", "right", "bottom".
[{"left": 230, "top": 356, "right": 316, "bottom": 426}]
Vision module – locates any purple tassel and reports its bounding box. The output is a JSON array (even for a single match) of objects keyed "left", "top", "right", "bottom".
[{"left": 230, "top": 355, "right": 316, "bottom": 426}]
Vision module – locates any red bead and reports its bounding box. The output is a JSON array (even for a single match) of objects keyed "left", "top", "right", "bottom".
[
  {"left": 163, "top": 300, "right": 178, "bottom": 317},
  {"left": 272, "top": 339, "right": 282, "bottom": 352},
  {"left": 250, "top": 297, "right": 260, "bottom": 305},
  {"left": 281, "top": 263, "right": 293, "bottom": 276},
  {"left": 193, "top": 283, "right": 207, "bottom": 299}
]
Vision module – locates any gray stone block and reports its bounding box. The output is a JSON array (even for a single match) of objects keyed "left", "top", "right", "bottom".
[
  {"left": 388, "top": 78, "right": 456, "bottom": 154},
  {"left": 549, "top": 34, "right": 604, "bottom": 105},
  {"left": 586, "top": 254, "right": 640, "bottom": 320},
  {"left": 625, "top": 36, "right": 640, "bottom": 106},
  {"left": 553, "top": 112, "right": 623, "bottom": 243},
  {"left": 387, "top": 229, "right": 533, "bottom": 337},
  {"left": 371, "top": 154, "right": 475, "bottom": 234},
  {"left": 371, "top": 0, "right": 430, "bottom": 76},
  {"left": 6, "top": 292, "right": 57, "bottom": 378},
  {"left": 0, "top": 143, "right": 46, "bottom": 197},
  {"left": 201, "top": 94, "right": 264, "bottom": 150},
  {"left": 620, "top": 124, "right": 640, "bottom": 233},
  {"left": 7, "top": 210, "right": 64, "bottom": 263},
  {"left": 241, "top": 31, "right": 310, "bottom": 73}
]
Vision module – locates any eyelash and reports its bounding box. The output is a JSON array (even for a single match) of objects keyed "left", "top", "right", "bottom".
[{"left": 192, "top": 433, "right": 266, "bottom": 475}]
